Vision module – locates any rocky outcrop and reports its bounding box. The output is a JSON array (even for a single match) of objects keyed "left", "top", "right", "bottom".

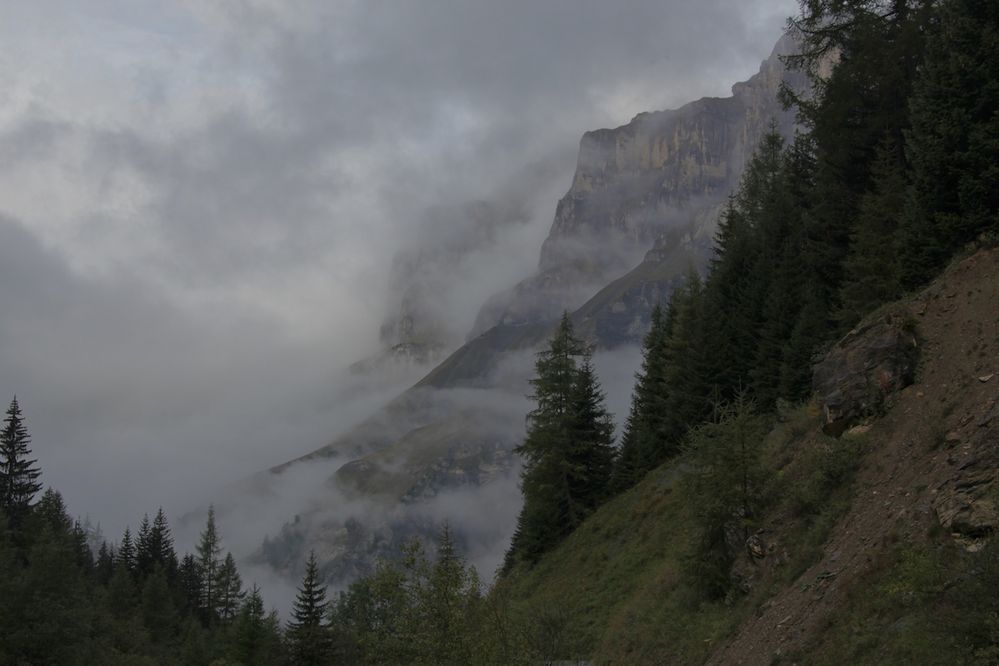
[
  {"left": 472, "top": 34, "right": 806, "bottom": 336},
  {"left": 812, "top": 305, "right": 920, "bottom": 436}
]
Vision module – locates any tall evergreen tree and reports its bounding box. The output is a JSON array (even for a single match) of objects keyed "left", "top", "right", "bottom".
[
  {"left": 0, "top": 397, "right": 42, "bottom": 524},
  {"left": 901, "top": 0, "right": 999, "bottom": 285},
  {"left": 215, "top": 552, "right": 245, "bottom": 623},
  {"left": 287, "top": 551, "right": 331, "bottom": 665},
  {"left": 148, "top": 507, "right": 177, "bottom": 577},
  {"left": 839, "top": 137, "right": 909, "bottom": 325},
  {"left": 504, "top": 313, "right": 616, "bottom": 570},
  {"left": 196, "top": 505, "right": 222, "bottom": 624},
  {"left": 117, "top": 527, "right": 136, "bottom": 572},
  {"left": 232, "top": 584, "right": 282, "bottom": 665},
  {"left": 612, "top": 304, "right": 671, "bottom": 492}
]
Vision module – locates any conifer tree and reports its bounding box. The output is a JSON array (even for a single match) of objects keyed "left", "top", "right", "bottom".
[
  {"left": 215, "top": 552, "right": 245, "bottom": 623},
  {"left": 839, "top": 137, "right": 908, "bottom": 326},
  {"left": 148, "top": 507, "right": 176, "bottom": 576},
  {"left": 612, "top": 304, "right": 670, "bottom": 492},
  {"left": 96, "top": 541, "right": 114, "bottom": 584},
  {"left": 178, "top": 553, "right": 203, "bottom": 613},
  {"left": 566, "top": 353, "right": 615, "bottom": 509},
  {"left": 136, "top": 513, "right": 153, "bottom": 575},
  {"left": 287, "top": 551, "right": 331, "bottom": 665},
  {"left": 117, "top": 527, "right": 136, "bottom": 572},
  {"left": 232, "top": 585, "right": 282, "bottom": 665},
  {"left": 0, "top": 397, "right": 42, "bottom": 524},
  {"left": 196, "top": 505, "right": 222, "bottom": 624},
  {"left": 901, "top": 0, "right": 999, "bottom": 286},
  {"left": 505, "top": 313, "right": 616, "bottom": 569}
]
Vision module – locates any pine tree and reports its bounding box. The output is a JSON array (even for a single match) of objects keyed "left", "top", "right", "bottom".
[
  {"left": 901, "top": 0, "right": 999, "bottom": 286},
  {"left": 177, "top": 553, "right": 203, "bottom": 613},
  {"left": 232, "top": 585, "right": 283, "bottom": 665},
  {"left": 214, "top": 552, "right": 245, "bottom": 623},
  {"left": 287, "top": 551, "right": 331, "bottom": 665},
  {"left": 421, "top": 522, "right": 480, "bottom": 665},
  {"left": 612, "top": 304, "right": 670, "bottom": 492},
  {"left": 148, "top": 507, "right": 176, "bottom": 577},
  {"left": 0, "top": 397, "right": 42, "bottom": 524},
  {"left": 96, "top": 541, "right": 114, "bottom": 584},
  {"left": 196, "top": 505, "right": 222, "bottom": 624},
  {"left": 839, "top": 137, "right": 908, "bottom": 326},
  {"left": 505, "top": 313, "right": 616, "bottom": 570},
  {"left": 566, "top": 353, "right": 615, "bottom": 509},
  {"left": 117, "top": 527, "right": 136, "bottom": 572},
  {"left": 136, "top": 514, "right": 153, "bottom": 575}
]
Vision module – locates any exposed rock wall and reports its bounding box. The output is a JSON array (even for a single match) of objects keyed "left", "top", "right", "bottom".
[{"left": 473, "top": 34, "right": 806, "bottom": 336}]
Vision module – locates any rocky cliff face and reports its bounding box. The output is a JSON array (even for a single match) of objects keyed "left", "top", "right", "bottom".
[{"left": 472, "top": 34, "right": 806, "bottom": 336}]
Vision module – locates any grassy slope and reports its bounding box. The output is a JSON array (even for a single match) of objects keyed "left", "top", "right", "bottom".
[
  {"left": 497, "top": 402, "right": 860, "bottom": 665},
  {"left": 497, "top": 247, "right": 999, "bottom": 665}
]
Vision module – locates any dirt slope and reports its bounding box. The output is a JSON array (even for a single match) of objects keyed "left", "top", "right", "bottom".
[{"left": 708, "top": 247, "right": 999, "bottom": 664}]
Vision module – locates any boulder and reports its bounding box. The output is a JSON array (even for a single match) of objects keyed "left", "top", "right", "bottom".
[{"left": 812, "top": 305, "right": 919, "bottom": 436}]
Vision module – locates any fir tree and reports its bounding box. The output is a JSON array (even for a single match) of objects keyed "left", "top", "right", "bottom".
[
  {"left": 215, "top": 552, "right": 245, "bottom": 623},
  {"left": 178, "top": 553, "right": 203, "bottom": 613},
  {"left": 839, "top": 137, "right": 909, "bottom": 326},
  {"left": 117, "top": 527, "right": 136, "bottom": 572},
  {"left": 196, "top": 505, "right": 222, "bottom": 624},
  {"left": 0, "top": 397, "right": 42, "bottom": 524},
  {"left": 148, "top": 507, "right": 176, "bottom": 577},
  {"left": 287, "top": 551, "right": 331, "bottom": 665},
  {"left": 612, "top": 304, "right": 670, "bottom": 492},
  {"left": 136, "top": 513, "right": 153, "bottom": 575},
  {"left": 901, "top": 0, "right": 999, "bottom": 285},
  {"left": 505, "top": 313, "right": 616, "bottom": 570},
  {"left": 232, "top": 585, "right": 282, "bottom": 665}
]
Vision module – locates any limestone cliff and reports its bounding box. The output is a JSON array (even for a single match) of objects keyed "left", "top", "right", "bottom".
[{"left": 473, "top": 34, "right": 805, "bottom": 336}]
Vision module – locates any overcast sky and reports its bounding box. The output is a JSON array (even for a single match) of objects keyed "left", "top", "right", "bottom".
[{"left": 0, "top": 0, "right": 796, "bottom": 543}]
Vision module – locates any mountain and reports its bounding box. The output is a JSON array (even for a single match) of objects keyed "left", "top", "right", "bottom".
[{"left": 247, "top": 33, "right": 809, "bottom": 586}]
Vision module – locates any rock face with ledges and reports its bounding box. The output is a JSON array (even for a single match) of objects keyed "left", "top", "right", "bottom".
[{"left": 472, "top": 33, "right": 806, "bottom": 337}]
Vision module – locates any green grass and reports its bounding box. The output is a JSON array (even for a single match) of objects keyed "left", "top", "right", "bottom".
[{"left": 492, "top": 400, "right": 876, "bottom": 664}]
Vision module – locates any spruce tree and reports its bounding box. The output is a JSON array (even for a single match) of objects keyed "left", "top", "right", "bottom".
[
  {"left": 215, "top": 552, "right": 245, "bottom": 623},
  {"left": 0, "top": 397, "right": 42, "bottom": 524},
  {"left": 505, "top": 313, "right": 616, "bottom": 569},
  {"left": 902, "top": 0, "right": 999, "bottom": 285},
  {"left": 287, "top": 551, "right": 331, "bottom": 665},
  {"left": 196, "top": 505, "right": 222, "bottom": 624},
  {"left": 839, "top": 137, "right": 908, "bottom": 326},
  {"left": 148, "top": 507, "right": 177, "bottom": 577},
  {"left": 232, "top": 585, "right": 282, "bottom": 665},
  {"left": 117, "top": 527, "right": 136, "bottom": 572},
  {"left": 566, "top": 353, "right": 615, "bottom": 509},
  {"left": 612, "top": 304, "right": 670, "bottom": 492}
]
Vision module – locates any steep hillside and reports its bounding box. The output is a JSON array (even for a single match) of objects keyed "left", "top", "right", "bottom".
[{"left": 496, "top": 246, "right": 999, "bottom": 664}]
